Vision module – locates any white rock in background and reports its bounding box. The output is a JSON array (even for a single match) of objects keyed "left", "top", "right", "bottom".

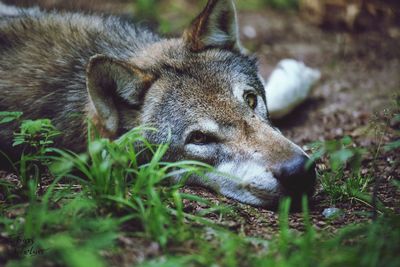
[
  {"left": 265, "top": 59, "right": 321, "bottom": 119},
  {"left": 243, "top": 25, "right": 257, "bottom": 39},
  {"left": 322, "top": 207, "right": 343, "bottom": 219}
]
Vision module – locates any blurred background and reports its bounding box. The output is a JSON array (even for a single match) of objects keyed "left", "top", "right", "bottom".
[{"left": 4, "top": 0, "right": 400, "bottom": 33}]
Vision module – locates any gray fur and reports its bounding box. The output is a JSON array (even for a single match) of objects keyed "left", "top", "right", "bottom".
[
  {"left": 0, "top": 5, "right": 160, "bottom": 151},
  {"left": 0, "top": 1, "right": 315, "bottom": 207}
]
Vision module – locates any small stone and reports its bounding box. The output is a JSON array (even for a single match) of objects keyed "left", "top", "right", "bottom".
[
  {"left": 243, "top": 25, "right": 257, "bottom": 39},
  {"left": 334, "top": 128, "right": 344, "bottom": 136},
  {"left": 322, "top": 207, "right": 343, "bottom": 219}
]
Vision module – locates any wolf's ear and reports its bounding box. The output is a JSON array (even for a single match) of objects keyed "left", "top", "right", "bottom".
[
  {"left": 86, "top": 54, "right": 154, "bottom": 137},
  {"left": 183, "top": 0, "right": 243, "bottom": 52}
]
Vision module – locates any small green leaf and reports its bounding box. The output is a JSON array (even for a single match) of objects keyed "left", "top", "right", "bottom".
[
  {"left": 384, "top": 140, "right": 400, "bottom": 151},
  {"left": 0, "top": 111, "right": 23, "bottom": 124},
  {"left": 341, "top": 136, "right": 352, "bottom": 146},
  {"left": 330, "top": 149, "right": 354, "bottom": 171}
]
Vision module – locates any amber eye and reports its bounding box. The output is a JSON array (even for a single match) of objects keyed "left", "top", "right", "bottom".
[
  {"left": 186, "top": 131, "right": 217, "bottom": 145},
  {"left": 245, "top": 92, "right": 258, "bottom": 109}
]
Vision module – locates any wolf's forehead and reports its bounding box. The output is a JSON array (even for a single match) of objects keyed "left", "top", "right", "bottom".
[
  {"left": 155, "top": 51, "right": 264, "bottom": 118},
  {"left": 185, "top": 52, "right": 258, "bottom": 80},
  {"left": 137, "top": 40, "right": 260, "bottom": 89},
  {"left": 161, "top": 54, "right": 261, "bottom": 93}
]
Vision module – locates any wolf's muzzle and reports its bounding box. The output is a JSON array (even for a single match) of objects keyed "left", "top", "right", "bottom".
[{"left": 273, "top": 155, "right": 316, "bottom": 200}]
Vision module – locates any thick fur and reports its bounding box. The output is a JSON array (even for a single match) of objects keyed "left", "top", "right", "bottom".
[
  {"left": 0, "top": 8, "right": 159, "bottom": 151},
  {"left": 0, "top": 0, "right": 315, "bottom": 207}
]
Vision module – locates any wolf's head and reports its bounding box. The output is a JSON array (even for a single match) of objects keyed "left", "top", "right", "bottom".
[{"left": 86, "top": 0, "right": 316, "bottom": 207}]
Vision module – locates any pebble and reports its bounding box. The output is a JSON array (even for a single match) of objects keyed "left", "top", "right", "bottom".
[
  {"left": 322, "top": 207, "right": 343, "bottom": 219},
  {"left": 242, "top": 25, "right": 257, "bottom": 39}
]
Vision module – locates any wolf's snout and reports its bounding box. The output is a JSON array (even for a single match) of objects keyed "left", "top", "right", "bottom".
[{"left": 273, "top": 155, "right": 316, "bottom": 197}]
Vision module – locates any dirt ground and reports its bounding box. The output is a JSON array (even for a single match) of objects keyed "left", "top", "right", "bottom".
[{"left": 1, "top": 2, "right": 400, "bottom": 265}]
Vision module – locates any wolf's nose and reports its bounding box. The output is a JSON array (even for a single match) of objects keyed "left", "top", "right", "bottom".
[{"left": 273, "top": 155, "right": 316, "bottom": 197}]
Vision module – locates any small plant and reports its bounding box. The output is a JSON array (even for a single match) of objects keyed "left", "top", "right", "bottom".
[
  {"left": 13, "top": 119, "right": 60, "bottom": 153},
  {"left": 14, "top": 119, "right": 60, "bottom": 190},
  {"left": 0, "top": 112, "right": 60, "bottom": 191},
  {"left": 0, "top": 111, "right": 23, "bottom": 124},
  {"left": 308, "top": 136, "right": 371, "bottom": 205},
  {"left": 384, "top": 95, "right": 400, "bottom": 152}
]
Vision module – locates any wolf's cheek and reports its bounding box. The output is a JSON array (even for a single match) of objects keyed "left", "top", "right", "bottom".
[
  {"left": 183, "top": 143, "right": 218, "bottom": 161},
  {"left": 182, "top": 143, "right": 285, "bottom": 206},
  {"left": 218, "top": 161, "right": 282, "bottom": 199},
  {"left": 193, "top": 160, "right": 283, "bottom": 207}
]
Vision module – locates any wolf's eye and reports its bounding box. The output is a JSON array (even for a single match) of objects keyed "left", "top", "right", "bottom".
[
  {"left": 245, "top": 92, "right": 258, "bottom": 109},
  {"left": 186, "top": 131, "right": 216, "bottom": 145}
]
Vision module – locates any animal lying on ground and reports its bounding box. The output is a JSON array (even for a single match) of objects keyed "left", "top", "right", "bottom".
[{"left": 0, "top": 0, "right": 316, "bottom": 207}]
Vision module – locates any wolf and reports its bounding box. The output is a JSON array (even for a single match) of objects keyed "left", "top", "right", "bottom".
[{"left": 0, "top": 0, "right": 316, "bottom": 207}]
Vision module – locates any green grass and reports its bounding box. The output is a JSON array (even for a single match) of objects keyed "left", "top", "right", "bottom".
[
  {"left": 139, "top": 196, "right": 400, "bottom": 267},
  {"left": 1, "top": 110, "right": 399, "bottom": 266},
  {"left": 0, "top": 115, "right": 215, "bottom": 265},
  {"left": 307, "top": 136, "right": 376, "bottom": 208}
]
